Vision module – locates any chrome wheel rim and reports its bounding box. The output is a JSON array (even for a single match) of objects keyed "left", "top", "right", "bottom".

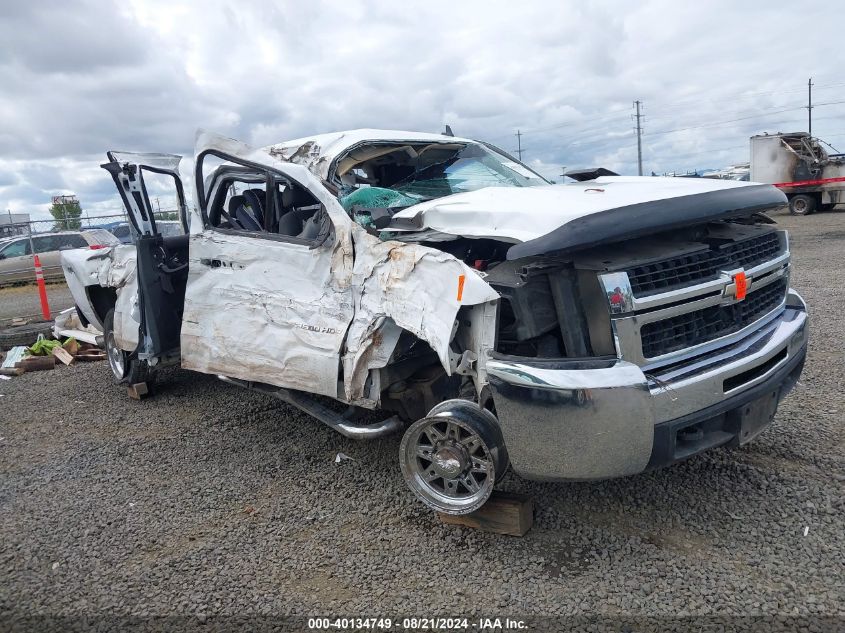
[
  {"left": 106, "top": 329, "right": 125, "bottom": 379},
  {"left": 400, "top": 413, "right": 496, "bottom": 514}
]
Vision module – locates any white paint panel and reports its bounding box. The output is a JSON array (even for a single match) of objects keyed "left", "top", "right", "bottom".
[
  {"left": 389, "top": 177, "right": 756, "bottom": 243},
  {"left": 180, "top": 230, "right": 353, "bottom": 397}
]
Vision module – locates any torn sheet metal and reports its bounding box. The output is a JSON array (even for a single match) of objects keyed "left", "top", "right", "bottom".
[
  {"left": 341, "top": 316, "right": 403, "bottom": 406},
  {"left": 342, "top": 230, "right": 499, "bottom": 404},
  {"left": 113, "top": 274, "right": 140, "bottom": 352},
  {"left": 52, "top": 307, "right": 102, "bottom": 346},
  {"left": 264, "top": 129, "right": 474, "bottom": 181},
  {"left": 451, "top": 300, "right": 498, "bottom": 395},
  {"left": 60, "top": 244, "right": 137, "bottom": 331}
]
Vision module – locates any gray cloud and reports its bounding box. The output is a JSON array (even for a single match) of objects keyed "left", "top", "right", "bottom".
[
  {"left": 0, "top": 3, "right": 148, "bottom": 74},
  {"left": 1, "top": 0, "right": 842, "bottom": 218}
]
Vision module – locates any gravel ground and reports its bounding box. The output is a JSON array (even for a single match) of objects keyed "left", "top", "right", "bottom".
[
  {"left": 0, "top": 282, "right": 75, "bottom": 325},
  {"left": 0, "top": 210, "right": 843, "bottom": 628}
]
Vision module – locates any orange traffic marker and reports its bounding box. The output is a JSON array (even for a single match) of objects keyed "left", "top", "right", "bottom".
[{"left": 33, "top": 254, "right": 51, "bottom": 320}]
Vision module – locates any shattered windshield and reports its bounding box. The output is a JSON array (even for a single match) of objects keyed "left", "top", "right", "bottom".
[
  {"left": 337, "top": 141, "right": 546, "bottom": 212},
  {"left": 336, "top": 140, "right": 547, "bottom": 233},
  {"left": 389, "top": 144, "right": 544, "bottom": 201}
]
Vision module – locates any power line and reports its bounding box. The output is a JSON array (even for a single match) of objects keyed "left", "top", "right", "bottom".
[
  {"left": 646, "top": 106, "right": 806, "bottom": 136},
  {"left": 647, "top": 145, "right": 747, "bottom": 162},
  {"left": 503, "top": 113, "right": 844, "bottom": 167},
  {"left": 633, "top": 100, "right": 644, "bottom": 176},
  {"left": 485, "top": 82, "right": 844, "bottom": 144},
  {"left": 808, "top": 77, "right": 814, "bottom": 137},
  {"left": 648, "top": 80, "right": 845, "bottom": 113},
  {"left": 485, "top": 110, "right": 630, "bottom": 141},
  {"left": 646, "top": 112, "right": 845, "bottom": 143}
]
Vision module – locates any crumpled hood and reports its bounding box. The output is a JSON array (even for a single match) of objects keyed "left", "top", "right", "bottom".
[{"left": 389, "top": 176, "right": 787, "bottom": 259}]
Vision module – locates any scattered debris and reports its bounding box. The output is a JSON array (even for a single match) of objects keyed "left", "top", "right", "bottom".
[
  {"left": 18, "top": 356, "right": 55, "bottom": 373},
  {"left": 52, "top": 347, "right": 75, "bottom": 366},
  {"left": 335, "top": 452, "right": 355, "bottom": 463},
  {"left": 73, "top": 347, "right": 106, "bottom": 362},
  {"left": 27, "top": 335, "right": 63, "bottom": 357},
  {"left": 1, "top": 331, "right": 102, "bottom": 376},
  {"left": 63, "top": 338, "right": 80, "bottom": 356},
  {"left": 803, "top": 526, "right": 810, "bottom": 537},
  {"left": 1, "top": 346, "right": 27, "bottom": 369}
]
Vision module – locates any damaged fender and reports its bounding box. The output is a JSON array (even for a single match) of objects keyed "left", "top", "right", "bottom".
[
  {"left": 343, "top": 229, "right": 499, "bottom": 405},
  {"left": 61, "top": 244, "right": 140, "bottom": 350}
]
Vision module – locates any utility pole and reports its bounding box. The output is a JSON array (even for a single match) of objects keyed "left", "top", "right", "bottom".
[
  {"left": 633, "top": 101, "right": 644, "bottom": 176},
  {"left": 559, "top": 166, "right": 567, "bottom": 181},
  {"left": 807, "top": 77, "right": 813, "bottom": 138},
  {"left": 514, "top": 130, "right": 523, "bottom": 161}
]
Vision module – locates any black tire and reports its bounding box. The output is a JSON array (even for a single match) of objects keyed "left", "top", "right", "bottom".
[
  {"left": 399, "top": 399, "right": 510, "bottom": 514},
  {"left": 103, "top": 309, "right": 151, "bottom": 385},
  {"left": 789, "top": 194, "right": 816, "bottom": 216},
  {"left": 427, "top": 399, "right": 511, "bottom": 480},
  {"left": 0, "top": 321, "right": 54, "bottom": 351}
]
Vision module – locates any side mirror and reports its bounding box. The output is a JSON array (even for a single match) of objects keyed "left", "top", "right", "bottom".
[{"left": 0, "top": 253, "right": 6, "bottom": 260}]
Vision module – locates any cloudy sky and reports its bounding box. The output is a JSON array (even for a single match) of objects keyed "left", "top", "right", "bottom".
[{"left": 1, "top": 0, "right": 843, "bottom": 220}]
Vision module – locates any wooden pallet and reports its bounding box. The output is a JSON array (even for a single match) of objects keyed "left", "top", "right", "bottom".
[
  {"left": 438, "top": 491, "right": 533, "bottom": 536},
  {"left": 127, "top": 382, "right": 151, "bottom": 400}
]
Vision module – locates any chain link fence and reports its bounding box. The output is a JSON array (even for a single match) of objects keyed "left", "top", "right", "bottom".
[
  {"left": 0, "top": 209, "right": 188, "bottom": 323},
  {"left": 1, "top": 210, "right": 184, "bottom": 243}
]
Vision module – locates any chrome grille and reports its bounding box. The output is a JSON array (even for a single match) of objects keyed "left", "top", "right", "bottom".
[
  {"left": 640, "top": 278, "right": 787, "bottom": 358},
  {"left": 628, "top": 231, "right": 782, "bottom": 297}
]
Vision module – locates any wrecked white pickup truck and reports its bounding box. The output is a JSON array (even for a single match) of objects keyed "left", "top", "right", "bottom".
[{"left": 62, "top": 129, "right": 808, "bottom": 514}]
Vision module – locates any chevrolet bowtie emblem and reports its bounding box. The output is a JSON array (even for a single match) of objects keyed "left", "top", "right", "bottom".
[{"left": 725, "top": 271, "right": 748, "bottom": 301}]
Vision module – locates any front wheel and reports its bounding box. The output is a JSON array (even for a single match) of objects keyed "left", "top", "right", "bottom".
[
  {"left": 399, "top": 399, "right": 509, "bottom": 515},
  {"left": 103, "top": 309, "right": 151, "bottom": 385},
  {"left": 789, "top": 194, "right": 816, "bottom": 215}
]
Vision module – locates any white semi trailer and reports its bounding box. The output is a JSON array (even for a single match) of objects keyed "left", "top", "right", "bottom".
[{"left": 750, "top": 132, "right": 845, "bottom": 215}]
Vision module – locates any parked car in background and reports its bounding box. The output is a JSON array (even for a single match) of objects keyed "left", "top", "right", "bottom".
[
  {"left": 106, "top": 220, "right": 184, "bottom": 244},
  {"left": 0, "top": 230, "right": 119, "bottom": 286},
  {"left": 107, "top": 222, "right": 133, "bottom": 244}
]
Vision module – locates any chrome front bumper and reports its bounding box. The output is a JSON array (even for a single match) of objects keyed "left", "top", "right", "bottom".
[{"left": 486, "top": 289, "right": 809, "bottom": 481}]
